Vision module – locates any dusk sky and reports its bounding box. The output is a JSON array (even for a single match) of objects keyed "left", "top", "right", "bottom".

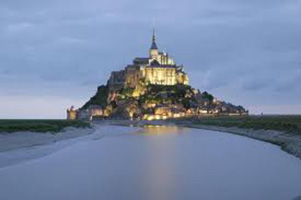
[{"left": 0, "top": 0, "right": 300, "bottom": 119}]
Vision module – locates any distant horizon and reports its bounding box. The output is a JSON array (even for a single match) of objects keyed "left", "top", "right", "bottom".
[{"left": 1, "top": 113, "right": 301, "bottom": 120}]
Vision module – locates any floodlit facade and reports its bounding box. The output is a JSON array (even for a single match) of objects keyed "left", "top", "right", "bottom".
[{"left": 108, "top": 30, "right": 189, "bottom": 92}]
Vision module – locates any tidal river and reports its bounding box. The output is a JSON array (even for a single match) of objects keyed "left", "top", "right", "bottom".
[{"left": 0, "top": 125, "right": 301, "bottom": 200}]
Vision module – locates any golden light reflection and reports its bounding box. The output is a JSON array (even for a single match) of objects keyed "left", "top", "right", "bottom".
[
  {"left": 137, "top": 125, "right": 188, "bottom": 135},
  {"left": 139, "top": 124, "right": 188, "bottom": 199}
]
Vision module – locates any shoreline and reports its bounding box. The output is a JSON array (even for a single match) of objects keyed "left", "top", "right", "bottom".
[
  {"left": 0, "top": 126, "right": 95, "bottom": 153},
  {"left": 95, "top": 119, "right": 301, "bottom": 160},
  {"left": 1, "top": 119, "right": 300, "bottom": 162},
  {"left": 180, "top": 123, "right": 301, "bottom": 160},
  {"left": 0, "top": 126, "right": 96, "bottom": 168}
]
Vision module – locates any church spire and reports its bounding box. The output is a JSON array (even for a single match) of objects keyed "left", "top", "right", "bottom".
[
  {"left": 150, "top": 27, "right": 158, "bottom": 50},
  {"left": 152, "top": 28, "right": 156, "bottom": 43}
]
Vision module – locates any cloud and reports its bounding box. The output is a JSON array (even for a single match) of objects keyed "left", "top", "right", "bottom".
[{"left": 0, "top": 0, "right": 300, "bottom": 118}]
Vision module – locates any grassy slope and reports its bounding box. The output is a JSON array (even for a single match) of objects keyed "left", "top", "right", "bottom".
[
  {"left": 178, "top": 115, "right": 301, "bottom": 135},
  {"left": 81, "top": 85, "right": 108, "bottom": 109},
  {"left": 0, "top": 120, "right": 90, "bottom": 133}
]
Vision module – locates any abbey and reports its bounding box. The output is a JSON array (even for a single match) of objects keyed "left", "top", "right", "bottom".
[
  {"left": 108, "top": 30, "right": 189, "bottom": 92},
  {"left": 67, "top": 30, "right": 248, "bottom": 120}
]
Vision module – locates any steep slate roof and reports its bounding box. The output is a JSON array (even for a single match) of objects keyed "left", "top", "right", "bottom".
[
  {"left": 151, "top": 41, "right": 158, "bottom": 49},
  {"left": 150, "top": 60, "right": 160, "bottom": 66},
  {"left": 133, "top": 57, "right": 149, "bottom": 65},
  {"left": 148, "top": 64, "right": 177, "bottom": 68}
]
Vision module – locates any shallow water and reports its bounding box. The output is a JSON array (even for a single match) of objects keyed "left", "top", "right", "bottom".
[{"left": 0, "top": 125, "right": 301, "bottom": 200}]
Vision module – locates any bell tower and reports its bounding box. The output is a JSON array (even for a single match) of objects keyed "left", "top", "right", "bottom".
[{"left": 149, "top": 28, "right": 158, "bottom": 59}]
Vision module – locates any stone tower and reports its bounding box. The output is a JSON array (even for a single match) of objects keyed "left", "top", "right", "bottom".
[{"left": 149, "top": 28, "right": 159, "bottom": 59}]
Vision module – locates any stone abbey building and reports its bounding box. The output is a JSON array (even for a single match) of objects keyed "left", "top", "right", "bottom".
[
  {"left": 108, "top": 30, "right": 189, "bottom": 92},
  {"left": 67, "top": 30, "right": 248, "bottom": 120}
]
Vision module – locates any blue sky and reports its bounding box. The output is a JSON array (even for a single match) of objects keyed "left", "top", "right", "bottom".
[{"left": 0, "top": 0, "right": 300, "bottom": 118}]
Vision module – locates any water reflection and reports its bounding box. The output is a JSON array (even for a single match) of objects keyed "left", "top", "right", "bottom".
[
  {"left": 1, "top": 126, "right": 301, "bottom": 200},
  {"left": 138, "top": 125, "right": 188, "bottom": 135},
  {"left": 140, "top": 125, "right": 186, "bottom": 199}
]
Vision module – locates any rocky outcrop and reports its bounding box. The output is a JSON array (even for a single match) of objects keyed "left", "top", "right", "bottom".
[
  {"left": 81, "top": 85, "right": 108, "bottom": 110},
  {"left": 75, "top": 82, "right": 248, "bottom": 120}
]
